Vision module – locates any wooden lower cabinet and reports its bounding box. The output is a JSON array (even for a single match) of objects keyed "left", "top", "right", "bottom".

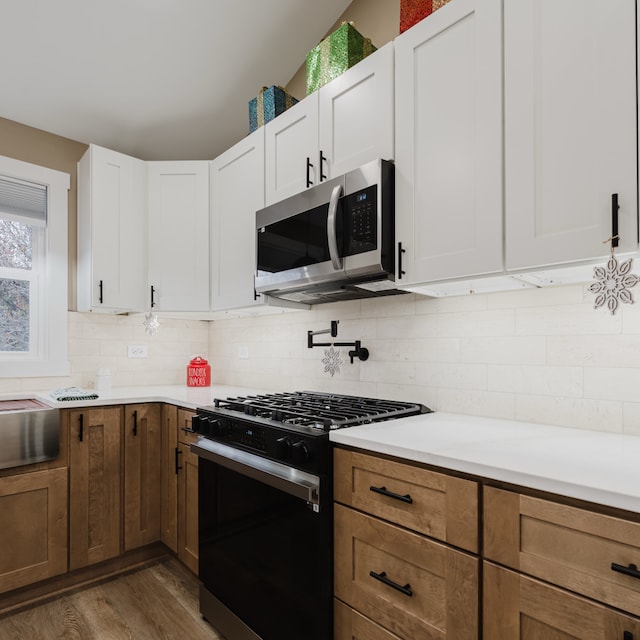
[
  {"left": 484, "top": 563, "right": 640, "bottom": 639},
  {"left": 335, "top": 599, "right": 403, "bottom": 640},
  {"left": 68, "top": 406, "right": 122, "bottom": 570},
  {"left": 334, "top": 503, "right": 478, "bottom": 639},
  {"left": 0, "top": 468, "right": 68, "bottom": 593},
  {"left": 123, "top": 403, "right": 162, "bottom": 551},
  {"left": 177, "top": 441, "right": 198, "bottom": 574},
  {"left": 161, "top": 407, "right": 198, "bottom": 574}
]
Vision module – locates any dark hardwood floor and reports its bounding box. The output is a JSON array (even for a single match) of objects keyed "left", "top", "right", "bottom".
[{"left": 0, "top": 558, "right": 223, "bottom": 639}]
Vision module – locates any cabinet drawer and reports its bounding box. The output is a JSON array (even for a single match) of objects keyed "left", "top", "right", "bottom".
[
  {"left": 485, "top": 486, "right": 640, "bottom": 617},
  {"left": 334, "top": 448, "right": 477, "bottom": 552},
  {"left": 335, "top": 599, "right": 403, "bottom": 640},
  {"left": 334, "top": 504, "right": 478, "bottom": 640},
  {"left": 484, "top": 563, "right": 640, "bottom": 640}
]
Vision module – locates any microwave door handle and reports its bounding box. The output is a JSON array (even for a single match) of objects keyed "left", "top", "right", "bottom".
[{"left": 327, "top": 184, "right": 343, "bottom": 271}]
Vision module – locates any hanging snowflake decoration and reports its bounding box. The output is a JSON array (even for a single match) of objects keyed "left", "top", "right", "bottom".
[
  {"left": 143, "top": 311, "right": 160, "bottom": 336},
  {"left": 322, "top": 347, "right": 343, "bottom": 377},
  {"left": 588, "top": 253, "right": 639, "bottom": 315}
]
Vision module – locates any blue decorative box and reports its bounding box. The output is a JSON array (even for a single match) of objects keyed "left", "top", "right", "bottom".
[{"left": 248, "top": 85, "right": 299, "bottom": 133}]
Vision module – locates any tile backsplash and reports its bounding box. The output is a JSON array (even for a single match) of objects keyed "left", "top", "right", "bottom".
[
  {"left": 1, "top": 312, "right": 209, "bottom": 395},
  {"left": 210, "top": 284, "right": 640, "bottom": 436},
  {"left": 4, "top": 283, "right": 640, "bottom": 437}
]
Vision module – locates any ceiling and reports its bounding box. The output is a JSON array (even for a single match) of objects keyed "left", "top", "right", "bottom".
[{"left": 2, "top": 0, "right": 351, "bottom": 160}]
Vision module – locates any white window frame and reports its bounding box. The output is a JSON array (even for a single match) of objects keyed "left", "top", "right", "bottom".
[{"left": 0, "top": 155, "right": 70, "bottom": 377}]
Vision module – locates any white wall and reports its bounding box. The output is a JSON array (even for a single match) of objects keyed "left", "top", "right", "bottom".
[
  {"left": 209, "top": 284, "right": 640, "bottom": 436},
  {"left": 1, "top": 312, "right": 209, "bottom": 394}
]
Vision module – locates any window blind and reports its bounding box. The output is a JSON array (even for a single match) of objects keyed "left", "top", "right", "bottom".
[{"left": 0, "top": 175, "right": 47, "bottom": 225}]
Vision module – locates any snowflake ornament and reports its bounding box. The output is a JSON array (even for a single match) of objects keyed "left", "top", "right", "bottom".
[
  {"left": 143, "top": 311, "right": 160, "bottom": 336},
  {"left": 322, "top": 347, "right": 343, "bottom": 377},
  {"left": 588, "top": 253, "right": 639, "bottom": 315}
]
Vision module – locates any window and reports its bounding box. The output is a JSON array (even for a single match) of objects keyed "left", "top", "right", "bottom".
[{"left": 0, "top": 155, "right": 70, "bottom": 377}]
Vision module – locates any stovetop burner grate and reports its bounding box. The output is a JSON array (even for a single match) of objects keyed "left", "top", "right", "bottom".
[{"left": 212, "top": 391, "right": 430, "bottom": 430}]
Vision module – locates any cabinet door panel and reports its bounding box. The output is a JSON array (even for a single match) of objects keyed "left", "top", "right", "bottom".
[
  {"left": 395, "top": 0, "right": 503, "bottom": 284},
  {"left": 319, "top": 43, "right": 394, "bottom": 179},
  {"left": 484, "top": 563, "right": 640, "bottom": 640},
  {"left": 335, "top": 504, "right": 478, "bottom": 640},
  {"left": 484, "top": 486, "right": 640, "bottom": 618},
  {"left": 0, "top": 468, "right": 67, "bottom": 593},
  {"left": 505, "top": 0, "right": 637, "bottom": 269},
  {"left": 124, "top": 403, "right": 161, "bottom": 551},
  {"left": 178, "top": 442, "right": 198, "bottom": 575},
  {"left": 77, "top": 145, "right": 146, "bottom": 312},
  {"left": 265, "top": 98, "right": 318, "bottom": 205},
  {"left": 160, "top": 404, "right": 178, "bottom": 552},
  {"left": 69, "top": 407, "right": 122, "bottom": 570},
  {"left": 147, "top": 161, "right": 210, "bottom": 311},
  {"left": 211, "top": 129, "right": 265, "bottom": 310}
]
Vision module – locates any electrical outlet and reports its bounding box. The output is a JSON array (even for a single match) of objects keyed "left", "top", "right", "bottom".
[
  {"left": 238, "top": 346, "right": 249, "bottom": 359},
  {"left": 128, "top": 344, "right": 148, "bottom": 358}
]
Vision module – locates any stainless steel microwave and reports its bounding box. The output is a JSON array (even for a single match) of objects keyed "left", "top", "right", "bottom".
[{"left": 254, "top": 159, "right": 397, "bottom": 304}]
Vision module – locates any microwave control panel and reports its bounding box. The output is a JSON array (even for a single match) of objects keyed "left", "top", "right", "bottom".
[{"left": 344, "top": 184, "right": 377, "bottom": 255}]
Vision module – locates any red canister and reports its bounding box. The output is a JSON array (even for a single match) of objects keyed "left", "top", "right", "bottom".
[{"left": 187, "top": 356, "right": 211, "bottom": 387}]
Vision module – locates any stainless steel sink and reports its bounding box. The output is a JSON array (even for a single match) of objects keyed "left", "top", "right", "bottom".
[{"left": 0, "top": 399, "right": 60, "bottom": 469}]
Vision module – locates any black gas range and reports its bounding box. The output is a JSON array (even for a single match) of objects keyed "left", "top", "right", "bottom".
[{"left": 191, "top": 391, "right": 430, "bottom": 640}]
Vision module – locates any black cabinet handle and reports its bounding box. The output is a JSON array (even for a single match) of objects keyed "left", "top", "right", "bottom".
[
  {"left": 370, "top": 485, "right": 413, "bottom": 504},
  {"left": 98, "top": 280, "right": 104, "bottom": 304},
  {"left": 611, "top": 562, "right": 640, "bottom": 580},
  {"left": 132, "top": 410, "right": 138, "bottom": 437},
  {"left": 319, "top": 150, "right": 327, "bottom": 182},
  {"left": 306, "top": 157, "right": 313, "bottom": 188},
  {"left": 79, "top": 414, "right": 84, "bottom": 442},
  {"left": 150, "top": 285, "right": 156, "bottom": 308},
  {"left": 175, "top": 447, "right": 183, "bottom": 474},
  {"left": 623, "top": 631, "right": 634, "bottom": 640},
  {"left": 369, "top": 570, "right": 413, "bottom": 597},
  {"left": 397, "top": 242, "right": 406, "bottom": 279},
  {"left": 612, "top": 193, "right": 620, "bottom": 248}
]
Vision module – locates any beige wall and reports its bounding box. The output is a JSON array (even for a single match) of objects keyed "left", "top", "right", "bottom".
[
  {"left": 286, "top": 0, "right": 400, "bottom": 99},
  {"left": 0, "top": 117, "right": 88, "bottom": 309}
]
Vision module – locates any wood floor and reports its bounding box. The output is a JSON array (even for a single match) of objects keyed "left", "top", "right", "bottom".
[{"left": 0, "top": 558, "right": 224, "bottom": 640}]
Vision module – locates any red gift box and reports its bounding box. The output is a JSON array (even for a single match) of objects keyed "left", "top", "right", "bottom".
[{"left": 400, "top": 0, "right": 453, "bottom": 33}]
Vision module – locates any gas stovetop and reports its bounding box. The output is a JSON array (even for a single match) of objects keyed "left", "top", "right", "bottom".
[
  {"left": 193, "top": 391, "right": 430, "bottom": 477},
  {"left": 210, "top": 391, "right": 431, "bottom": 430}
]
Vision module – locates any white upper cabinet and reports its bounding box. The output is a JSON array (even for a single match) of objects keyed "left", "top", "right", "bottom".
[
  {"left": 394, "top": 0, "right": 503, "bottom": 287},
  {"left": 504, "top": 0, "right": 638, "bottom": 270},
  {"left": 265, "top": 42, "right": 394, "bottom": 206},
  {"left": 210, "top": 130, "right": 265, "bottom": 311},
  {"left": 147, "top": 161, "right": 210, "bottom": 312},
  {"left": 77, "top": 144, "right": 147, "bottom": 313}
]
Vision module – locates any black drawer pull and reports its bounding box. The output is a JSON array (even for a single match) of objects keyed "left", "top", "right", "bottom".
[
  {"left": 611, "top": 562, "right": 640, "bottom": 580},
  {"left": 175, "top": 447, "right": 183, "bottom": 474},
  {"left": 623, "top": 631, "right": 634, "bottom": 640},
  {"left": 369, "top": 570, "right": 413, "bottom": 597},
  {"left": 370, "top": 485, "right": 413, "bottom": 504}
]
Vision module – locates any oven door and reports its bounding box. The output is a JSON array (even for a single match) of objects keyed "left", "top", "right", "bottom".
[{"left": 192, "top": 439, "right": 332, "bottom": 640}]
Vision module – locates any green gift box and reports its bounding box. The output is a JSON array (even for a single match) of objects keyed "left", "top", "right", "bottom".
[
  {"left": 248, "top": 85, "right": 299, "bottom": 133},
  {"left": 305, "top": 22, "right": 377, "bottom": 95}
]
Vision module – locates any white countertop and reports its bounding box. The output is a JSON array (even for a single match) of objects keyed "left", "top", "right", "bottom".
[
  {"left": 28, "top": 384, "right": 269, "bottom": 411},
  {"left": 17, "top": 385, "right": 639, "bottom": 515},
  {"left": 330, "top": 412, "right": 640, "bottom": 515}
]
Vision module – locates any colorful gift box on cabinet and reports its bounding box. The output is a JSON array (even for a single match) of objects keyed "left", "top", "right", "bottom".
[
  {"left": 400, "top": 0, "right": 453, "bottom": 33},
  {"left": 248, "top": 85, "right": 299, "bottom": 133},
  {"left": 305, "top": 22, "right": 376, "bottom": 95}
]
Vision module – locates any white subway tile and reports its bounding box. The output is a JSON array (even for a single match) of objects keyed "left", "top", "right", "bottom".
[
  {"left": 416, "top": 362, "right": 487, "bottom": 390},
  {"left": 461, "top": 336, "right": 546, "bottom": 365},
  {"left": 360, "top": 361, "right": 416, "bottom": 385},
  {"left": 436, "top": 389, "right": 516, "bottom": 420},
  {"left": 547, "top": 334, "right": 640, "bottom": 367},
  {"left": 516, "top": 394, "right": 623, "bottom": 433},
  {"left": 488, "top": 365, "right": 583, "bottom": 397},
  {"left": 622, "top": 403, "right": 640, "bottom": 436},
  {"left": 516, "top": 304, "right": 621, "bottom": 335},
  {"left": 584, "top": 367, "right": 640, "bottom": 402}
]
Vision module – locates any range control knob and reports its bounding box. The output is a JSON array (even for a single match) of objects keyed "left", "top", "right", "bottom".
[
  {"left": 275, "top": 436, "right": 292, "bottom": 459},
  {"left": 291, "top": 441, "right": 311, "bottom": 464}
]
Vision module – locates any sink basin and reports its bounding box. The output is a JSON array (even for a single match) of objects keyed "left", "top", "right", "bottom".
[{"left": 0, "top": 398, "right": 59, "bottom": 469}]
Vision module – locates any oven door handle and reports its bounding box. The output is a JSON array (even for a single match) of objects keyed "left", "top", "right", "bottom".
[{"left": 190, "top": 439, "right": 321, "bottom": 507}]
